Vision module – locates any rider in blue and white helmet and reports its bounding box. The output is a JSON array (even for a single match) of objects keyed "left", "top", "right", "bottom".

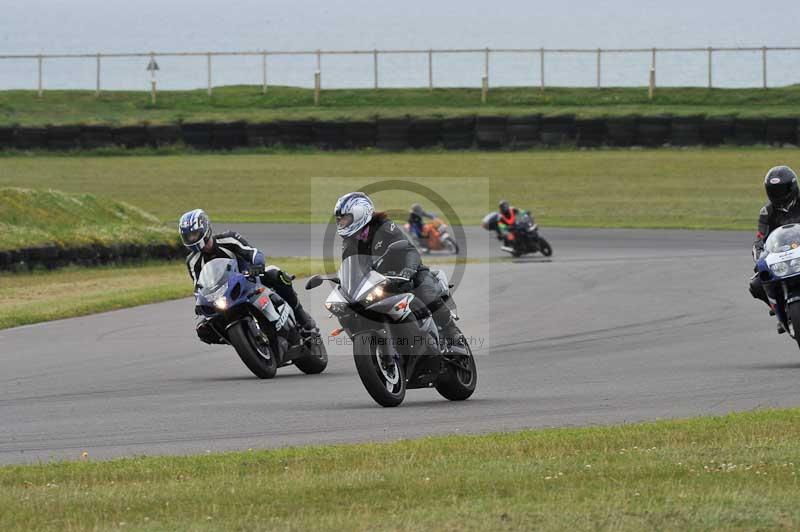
[
  {"left": 334, "top": 192, "right": 461, "bottom": 345},
  {"left": 334, "top": 192, "right": 375, "bottom": 238},
  {"left": 179, "top": 208, "right": 317, "bottom": 343}
]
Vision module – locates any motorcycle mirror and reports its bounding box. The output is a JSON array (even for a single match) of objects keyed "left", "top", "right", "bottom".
[{"left": 305, "top": 275, "right": 323, "bottom": 290}]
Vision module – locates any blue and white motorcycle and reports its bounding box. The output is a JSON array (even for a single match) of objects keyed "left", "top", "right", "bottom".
[
  {"left": 756, "top": 224, "right": 800, "bottom": 347},
  {"left": 195, "top": 258, "right": 328, "bottom": 378}
]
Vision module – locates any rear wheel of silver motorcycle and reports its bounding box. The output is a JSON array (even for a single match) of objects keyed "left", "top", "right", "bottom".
[
  {"left": 294, "top": 337, "right": 329, "bottom": 374},
  {"left": 353, "top": 335, "right": 406, "bottom": 407},
  {"left": 435, "top": 341, "right": 477, "bottom": 401},
  {"left": 228, "top": 319, "right": 278, "bottom": 379},
  {"left": 787, "top": 303, "right": 800, "bottom": 350}
]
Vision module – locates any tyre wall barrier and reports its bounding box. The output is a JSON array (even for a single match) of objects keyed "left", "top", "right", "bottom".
[
  {"left": 636, "top": 116, "right": 671, "bottom": 147},
  {"left": 605, "top": 117, "right": 638, "bottom": 146},
  {"left": 541, "top": 115, "right": 576, "bottom": 146},
  {"left": 507, "top": 115, "right": 540, "bottom": 149},
  {"left": 670, "top": 116, "right": 704, "bottom": 146},
  {"left": 766, "top": 118, "right": 797, "bottom": 145},
  {"left": 313, "top": 121, "right": 347, "bottom": 150},
  {"left": 14, "top": 127, "right": 48, "bottom": 149},
  {"left": 376, "top": 118, "right": 410, "bottom": 150},
  {"left": 441, "top": 116, "right": 475, "bottom": 149},
  {"left": 245, "top": 122, "right": 279, "bottom": 147},
  {"left": 734, "top": 118, "right": 767, "bottom": 146},
  {"left": 81, "top": 125, "right": 114, "bottom": 149},
  {"left": 345, "top": 121, "right": 377, "bottom": 149},
  {"left": 475, "top": 116, "right": 508, "bottom": 149},
  {"left": 112, "top": 125, "right": 149, "bottom": 148},
  {"left": 1, "top": 116, "right": 799, "bottom": 152},
  {"left": 212, "top": 121, "right": 247, "bottom": 150},
  {"left": 277, "top": 120, "right": 315, "bottom": 146},
  {"left": 575, "top": 118, "right": 606, "bottom": 147},
  {"left": 181, "top": 122, "right": 213, "bottom": 149},
  {"left": 0, "top": 242, "right": 185, "bottom": 273},
  {"left": 0, "top": 126, "right": 16, "bottom": 149},
  {"left": 48, "top": 125, "right": 82, "bottom": 150},
  {"left": 701, "top": 117, "right": 735, "bottom": 145},
  {"left": 409, "top": 118, "right": 442, "bottom": 149},
  {"left": 146, "top": 124, "right": 181, "bottom": 147}
]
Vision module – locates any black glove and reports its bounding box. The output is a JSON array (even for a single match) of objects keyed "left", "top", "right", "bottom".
[
  {"left": 753, "top": 244, "right": 764, "bottom": 262},
  {"left": 398, "top": 267, "right": 417, "bottom": 281},
  {"left": 247, "top": 264, "right": 265, "bottom": 278}
]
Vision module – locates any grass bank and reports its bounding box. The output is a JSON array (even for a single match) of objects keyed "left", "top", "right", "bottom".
[
  {"left": 1, "top": 409, "right": 799, "bottom": 530},
  {"left": 0, "top": 149, "right": 793, "bottom": 230},
  {"left": 0, "top": 187, "right": 176, "bottom": 251},
  {"left": 3, "top": 85, "right": 800, "bottom": 126}
]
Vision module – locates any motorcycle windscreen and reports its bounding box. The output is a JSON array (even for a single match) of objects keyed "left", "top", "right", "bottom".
[
  {"left": 197, "top": 258, "right": 237, "bottom": 297},
  {"left": 339, "top": 254, "right": 384, "bottom": 302},
  {"left": 765, "top": 224, "right": 800, "bottom": 254}
]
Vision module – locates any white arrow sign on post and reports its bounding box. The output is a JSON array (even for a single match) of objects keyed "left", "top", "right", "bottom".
[{"left": 146, "top": 56, "right": 160, "bottom": 104}]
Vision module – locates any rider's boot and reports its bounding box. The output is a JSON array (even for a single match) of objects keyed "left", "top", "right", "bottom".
[
  {"left": 293, "top": 304, "right": 318, "bottom": 337},
  {"left": 777, "top": 322, "right": 787, "bottom": 334},
  {"left": 432, "top": 305, "right": 461, "bottom": 349}
]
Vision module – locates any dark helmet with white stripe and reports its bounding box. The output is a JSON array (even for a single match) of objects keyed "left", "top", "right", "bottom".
[
  {"left": 765, "top": 166, "right": 799, "bottom": 212},
  {"left": 179, "top": 209, "right": 212, "bottom": 253}
]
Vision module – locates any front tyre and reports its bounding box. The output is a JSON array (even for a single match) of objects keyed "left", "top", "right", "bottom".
[
  {"left": 787, "top": 302, "right": 800, "bottom": 350},
  {"left": 435, "top": 341, "right": 477, "bottom": 401},
  {"left": 228, "top": 319, "right": 278, "bottom": 379},
  {"left": 538, "top": 237, "right": 553, "bottom": 257},
  {"left": 353, "top": 335, "right": 406, "bottom": 407},
  {"left": 294, "top": 338, "right": 328, "bottom": 374}
]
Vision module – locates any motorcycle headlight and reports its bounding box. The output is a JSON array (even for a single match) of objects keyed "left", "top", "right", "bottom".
[
  {"left": 214, "top": 296, "right": 229, "bottom": 310},
  {"left": 362, "top": 284, "right": 386, "bottom": 305},
  {"left": 325, "top": 301, "right": 349, "bottom": 314},
  {"left": 771, "top": 261, "right": 790, "bottom": 277}
]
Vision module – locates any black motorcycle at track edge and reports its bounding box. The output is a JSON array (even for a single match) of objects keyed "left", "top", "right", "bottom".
[{"left": 500, "top": 212, "right": 553, "bottom": 258}]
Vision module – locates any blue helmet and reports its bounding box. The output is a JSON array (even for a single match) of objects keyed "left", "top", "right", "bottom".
[
  {"left": 178, "top": 209, "right": 212, "bottom": 253},
  {"left": 334, "top": 192, "right": 374, "bottom": 238}
]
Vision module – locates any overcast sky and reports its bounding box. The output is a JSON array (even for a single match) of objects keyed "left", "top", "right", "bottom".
[{"left": 2, "top": 0, "right": 798, "bottom": 53}]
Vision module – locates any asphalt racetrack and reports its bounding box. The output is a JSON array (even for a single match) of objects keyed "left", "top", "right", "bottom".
[{"left": 3, "top": 226, "right": 800, "bottom": 465}]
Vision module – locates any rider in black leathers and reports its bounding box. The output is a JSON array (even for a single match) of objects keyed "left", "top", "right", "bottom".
[
  {"left": 335, "top": 192, "right": 460, "bottom": 343},
  {"left": 749, "top": 166, "right": 800, "bottom": 329},
  {"left": 179, "top": 209, "right": 316, "bottom": 344}
]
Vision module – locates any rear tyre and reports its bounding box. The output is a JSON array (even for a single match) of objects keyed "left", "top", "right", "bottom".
[
  {"left": 353, "top": 334, "right": 406, "bottom": 407},
  {"left": 787, "top": 302, "right": 800, "bottom": 350},
  {"left": 294, "top": 338, "right": 329, "bottom": 374},
  {"left": 538, "top": 237, "right": 553, "bottom": 257},
  {"left": 228, "top": 319, "right": 278, "bottom": 379},
  {"left": 435, "top": 341, "right": 477, "bottom": 401}
]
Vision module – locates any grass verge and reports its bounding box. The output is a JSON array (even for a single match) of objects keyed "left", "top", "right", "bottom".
[
  {"left": 0, "top": 149, "right": 794, "bottom": 230},
  {"left": 1, "top": 409, "right": 799, "bottom": 530},
  {"left": 3, "top": 85, "right": 800, "bottom": 125},
  {"left": 0, "top": 187, "right": 176, "bottom": 251}
]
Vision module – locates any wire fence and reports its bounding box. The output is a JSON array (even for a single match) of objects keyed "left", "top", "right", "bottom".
[{"left": 1, "top": 46, "right": 799, "bottom": 100}]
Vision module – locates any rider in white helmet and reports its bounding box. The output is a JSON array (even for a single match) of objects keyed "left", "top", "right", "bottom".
[{"left": 333, "top": 192, "right": 460, "bottom": 344}]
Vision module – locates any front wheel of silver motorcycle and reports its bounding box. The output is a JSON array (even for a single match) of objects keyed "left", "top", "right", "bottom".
[{"left": 353, "top": 335, "right": 406, "bottom": 407}]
